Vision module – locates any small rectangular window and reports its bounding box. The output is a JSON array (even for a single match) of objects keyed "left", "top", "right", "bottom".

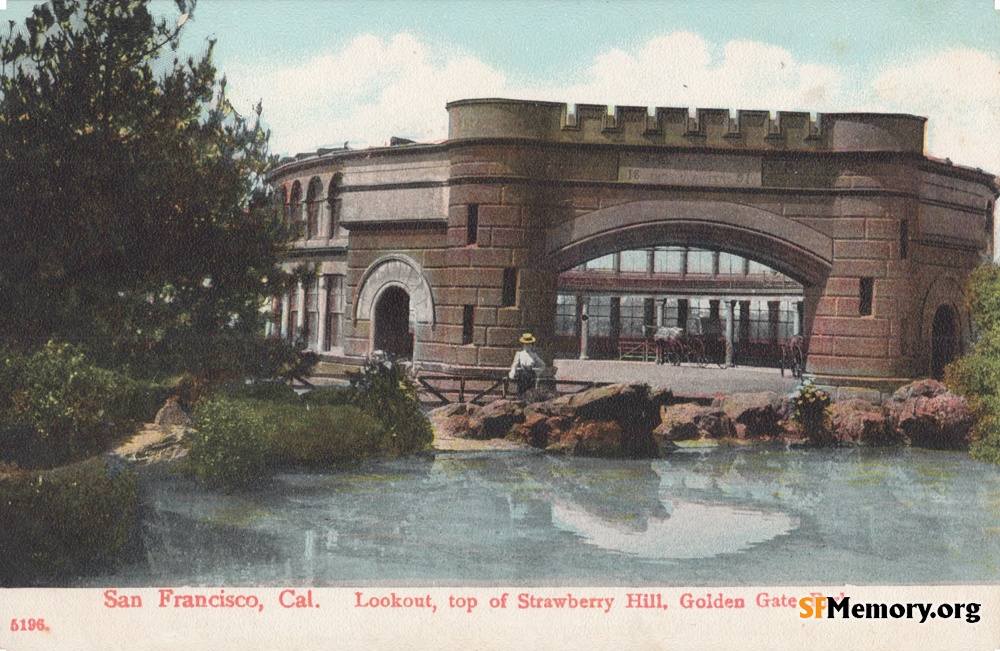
[
  {"left": 462, "top": 305, "right": 475, "bottom": 344},
  {"left": 501, "top": 268, "right": 517, "bottom": 307},
  {"left": 686, "top": 249, "right": 713, "bottom": 275},
  {"left": 586, "top": 254, "right": 615, "bottom": 271},
  {"left": 466, "top": 205, "right": 479, "bottom": 245},
  {"left": 860, "top": 277, "right": 874, "bottom": 316},
  {"left": 900, "top": 220, "right": 908, "bottom": 260},
  {"left": 619, "top": 250, "right": 650, "bottom": 273},
  {"left": 653, "top": 246, "right": 684, "bottom": 274}
]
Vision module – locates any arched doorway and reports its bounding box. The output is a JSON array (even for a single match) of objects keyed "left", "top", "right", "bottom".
[
  {"left": 931, "top": 305, "right": 957, "bottom": 379},
  {"left": 373, "top": 286, "right": 413, "bottom": 359}
]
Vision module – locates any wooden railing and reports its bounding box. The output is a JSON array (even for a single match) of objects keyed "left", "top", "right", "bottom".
[
  {"left": 415, "top": 373, "right": 611, "bottom": 406},
  {"left": 617, "top": 336, "right": 657, "bottom": 361}
]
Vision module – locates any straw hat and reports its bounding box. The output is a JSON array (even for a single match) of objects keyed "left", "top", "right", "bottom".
[{"left": 519, "top": 333, "right": 537, "bottom": 345}]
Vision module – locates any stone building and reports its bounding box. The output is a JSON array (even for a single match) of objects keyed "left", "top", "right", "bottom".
[{"left": 267, "top": 98, "right": 997, "bottom": 388}]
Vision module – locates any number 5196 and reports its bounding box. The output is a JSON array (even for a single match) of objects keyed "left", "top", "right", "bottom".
[{"left": 10, "top": 618, "right": 47, "bottom": 632}]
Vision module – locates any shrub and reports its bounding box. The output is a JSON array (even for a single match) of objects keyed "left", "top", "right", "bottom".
[
  {"left": 265, "top": 403, "right": 389, "bottom": 467},
  {"left": 946, "top": 265, "right": 1000, "bottom": 464},
  {"left": 0, "top": 342, "right": 169, "bottom": 469},
  {"left": 791, "top": 381, "right": 833, "bottom": 443},
  {"left": 185, "top": 398, "right": 271, "bottom": 492},
  {"left": 0, "top": 456, "right": 143, "bottom": 586},
  {"left": 347, "top": 358, "right": 433, "bottom": 457},
  {"left": 301, "top": 385, "right": 356, "bottom": 407},
  {"left": 224, "top": 380, "right": 303, "bottom": 405},
  {"left": 948, "top": 333, "right": 1000, "bottom": 463}
]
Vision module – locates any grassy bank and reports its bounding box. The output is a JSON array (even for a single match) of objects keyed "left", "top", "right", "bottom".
[
  {"left": 0, "top": 456, "right": 144, "bottom": 586},
  {"left": 184, "top": 361, "right": 434, "bottom": 492}
]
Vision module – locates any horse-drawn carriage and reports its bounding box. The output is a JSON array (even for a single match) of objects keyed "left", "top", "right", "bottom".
[
  {"left": 651, "top": 325, "right": 727, "bottom": 368},
  {"left": 649, "top": 325, "right": 806, "bottom": 376}
]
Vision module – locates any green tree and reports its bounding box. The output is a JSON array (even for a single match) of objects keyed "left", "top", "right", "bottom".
[
  {"left": 0, "top": 0, "right": 304, "bottom": 382},
  {"left": 946, "top": 264, "right": 1000, "bottom": 463}
]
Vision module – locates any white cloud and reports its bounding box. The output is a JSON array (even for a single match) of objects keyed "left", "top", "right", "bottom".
[
  {"left": 530, "top": 34, "right": 848, "bottom": 114},
  {"left": 872, "top": 48, "right": 1000, "bottom": 172},
  {"left": 226, "top": 33, "right": 505, "bottom": 154},
  {"left": 228, "top": 32, "right": 1000, "bottom": 176}
]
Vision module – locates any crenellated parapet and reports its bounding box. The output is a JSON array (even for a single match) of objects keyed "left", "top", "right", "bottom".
[{"left": 447, "top": 98, "right": 925, "bottom": 154}]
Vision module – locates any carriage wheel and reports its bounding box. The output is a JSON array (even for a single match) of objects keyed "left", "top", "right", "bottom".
[
  {"left": 691, "top": 340, "right": 708, "bottom": 368},
  {"left": 716, "top": 348, "right": 727, "bottom": 368}
]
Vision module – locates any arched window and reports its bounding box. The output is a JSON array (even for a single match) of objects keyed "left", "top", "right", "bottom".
[
  {"left": 280, "top": 184, "right": 290, "bottom": 225},
  {"left": 290, "top": 181, "right": 302, "bottom": 231},
  {"left": 306, "top": 177, "right": 322, "bottom": 239},
  {"left": 328, "top": 173, "right": 343, "bottom": 238}
]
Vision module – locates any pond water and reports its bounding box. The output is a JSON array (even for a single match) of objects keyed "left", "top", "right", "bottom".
[{"left": 75, "top": 446, "right": 1000, "bottom": 587}]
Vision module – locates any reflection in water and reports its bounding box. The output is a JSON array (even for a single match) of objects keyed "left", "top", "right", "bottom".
[
  {"left": 63, "top": 447, "right": 1000, "bottom": 587},
  {"left": 551, "top": 498, "right": 798, "bottom": 560}
]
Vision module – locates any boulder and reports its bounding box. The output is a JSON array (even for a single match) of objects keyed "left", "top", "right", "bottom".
[
  {"left": 427, "top": 402, "right": 483, "bottom": 439},
  {"left": 653, "top": 418, "right": 701, "bottom": 443},
  {"left": 885, "top": 381, "right": 971, "bottom": 449},
  {"left": 154, "top": 396, "right": 192, "bottom": 432},
  {"left": 529, "top": 383, "right": 668, "bottom": 433},
  {"left": 655, "top": 403, "right": 737, "bottom": 442},
  {"left": 530, "top": 382, "right": 639, "bottom": 417},
  {"left": 713, "top": 392, "right": 789, "bottom": 439},
  {"left": 504, "top": 383, "right": 670, "bottom": 457},
  {"left": 467, "top": 399, "right": 526, "bottom": 440},
  {"left": 890, "top": 379, "right": 949, "bottom": 402},
  {"left": 545, "top": 420, "right": 625, "bottom": 457},
  {"left": 829, "top": 398, "right": 899, "bottom": 445},
  {"left": 506, "top": 414, "right": 553, "bottom": 448}
]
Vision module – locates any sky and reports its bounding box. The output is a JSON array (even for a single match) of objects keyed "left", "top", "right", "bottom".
[{"left": 5, "top": 0, "right": 1000, "bottom": 173}]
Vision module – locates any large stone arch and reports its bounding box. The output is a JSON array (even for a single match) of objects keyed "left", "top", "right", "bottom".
[
  {"left": 545, "top": 199, "right": 833, "bottom": 286},
  {"left": 353, "top": 254, "right": 436, "bottom": 326}
]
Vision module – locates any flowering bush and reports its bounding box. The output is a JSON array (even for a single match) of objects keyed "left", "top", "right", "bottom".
[
  {"left": 791, "top": 381, "right": 833, "bottom": 443},
  {"left": 346, "top": 358, "right": 433, "bottom": 458}
]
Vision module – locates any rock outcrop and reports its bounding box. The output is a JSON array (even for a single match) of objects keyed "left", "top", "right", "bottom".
[
  {"left": 427, "top": 402, "right": 484, "bottom": 439},
  {"left": 883, "top": 380, "right": 971, "bottom": 449},
  {"left": 468, "top": 399, "right": 526, "bottom": 440},
  {"left": 513, "top": 383, "right": 674, "bottom": 457},
  {"left": 429, "top": 383, "right": 669, "bottom": 457},
  {"left": 829, "top": 398, "right": 897, "bottom": 445},
  {"left": 154, "top": 395, "right": 193, "bottom": 433},
  {"left": 654, "top": 403, "right": 737, "bottom": 442},
  {"left": 713, "top": 392, "right": 789, "bottom": 439},
  {"left": 430, "top": 378, "right": 974, "bottom": 454}
]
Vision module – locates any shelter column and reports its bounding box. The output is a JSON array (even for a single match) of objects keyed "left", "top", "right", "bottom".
[
  {"left": 723, "top": 299, "right": 733, "bottom": 366},
  {"left": 317, "top": 275, "right": 329, "bottom": 352},
  {"left": 579, "top": 297, "right": 590, "bottom": 360},
  {"left": 295, "top": 281, "right": 306, "bottom": 340},
  {"left": 280, "top": 293, "right": 291, "bottom": 339}
]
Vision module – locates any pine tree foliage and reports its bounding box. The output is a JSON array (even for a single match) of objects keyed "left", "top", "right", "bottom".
[{"left": 0, "top": 0, "right": 303, "bottom": 380}]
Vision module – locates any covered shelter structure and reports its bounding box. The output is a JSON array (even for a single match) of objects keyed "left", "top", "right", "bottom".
[{"left": 268, "top": 98, "right": 997, "bottom": 389}]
